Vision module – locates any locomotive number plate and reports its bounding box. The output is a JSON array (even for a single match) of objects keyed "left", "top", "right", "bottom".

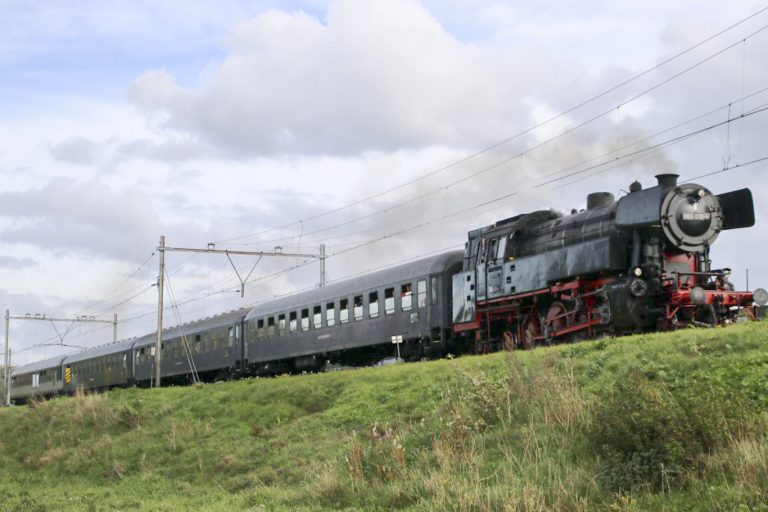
[{"left": 682, "top": 213, "right": 710, "bottom": 221}]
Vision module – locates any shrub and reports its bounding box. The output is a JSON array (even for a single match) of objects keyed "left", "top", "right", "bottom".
[{"left": 588, "top": 369, "right": 750, "bottom": 491}]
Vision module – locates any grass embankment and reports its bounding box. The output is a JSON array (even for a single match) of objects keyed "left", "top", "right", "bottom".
[{"left": 1, "top": 322, "right": 768, "bottom": 511}]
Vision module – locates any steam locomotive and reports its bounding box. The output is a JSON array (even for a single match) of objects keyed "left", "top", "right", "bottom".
[
  {"left": 9, "top": 174, "right": 766, "bottom": 402},
  {"left": 452, "top": 173, "right": 767, "bottom": 349}
]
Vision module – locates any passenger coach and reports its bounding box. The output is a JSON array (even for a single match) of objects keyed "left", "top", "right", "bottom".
[
  {"left": 8, "top": 251, "right": 464, "bottom": 402},
  {"left": 244, "top": 251, "right": 464, "bottom": 373}
]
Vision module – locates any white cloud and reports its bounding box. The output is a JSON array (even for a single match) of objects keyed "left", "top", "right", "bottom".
[
  {"left": 0, "top": 256, "right": 37, "bottom": 269},
  {"left": 0, "top": 178, "right": 160, "bottom": 260},
  {"left": 127, "top": 0, "right": 542, "bottom": 156},
  {"left": 48, "top": 136, "right": 103, "bottom": 165}
]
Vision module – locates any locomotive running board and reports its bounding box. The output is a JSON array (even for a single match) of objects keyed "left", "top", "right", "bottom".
[
  {"left": 549, "top": 317, "right": 604, "bottom": 339},
  {"left": 453, "top": 321, "right": 481, "bottom": 333}
]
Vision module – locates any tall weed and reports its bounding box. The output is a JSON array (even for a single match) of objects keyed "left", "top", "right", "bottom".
[{"left": 588, "top": 368, "right": 754, "bottom": 491}]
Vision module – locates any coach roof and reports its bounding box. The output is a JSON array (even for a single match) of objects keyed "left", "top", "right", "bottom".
[
  {"left": 11, "top": 356, "right": 67, "bottom": 376},
  {"left": 132, "top": 307, "right": 249, "bottom": 349},
  {"left": 245, "top": 251, "right": 463, "bottom": 321}
]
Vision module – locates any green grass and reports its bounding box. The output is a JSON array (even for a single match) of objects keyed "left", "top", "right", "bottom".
[{"left": 2, "top": 321, "right": 768, "bottom": 510}]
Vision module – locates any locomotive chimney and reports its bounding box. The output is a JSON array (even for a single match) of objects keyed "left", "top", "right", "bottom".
[
  {"left": 586, "top": 192, "right": 615, "bottom": 210},
  {"left": 655, "top": 173, "right": 679, "bottom": 189}
]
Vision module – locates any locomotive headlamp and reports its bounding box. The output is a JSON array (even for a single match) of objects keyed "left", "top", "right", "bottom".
[
  {"left": 632, "top": 266, "right": 643, "bottom": 277},
  {"left": 698, "top": 189, "right": 706, "bottom": 198},
  {"left": 754, "top": 288, "right": 768, "bottom": 307},
  {"left": 690, "top": 286, "right": 707, "bottom": 305}
]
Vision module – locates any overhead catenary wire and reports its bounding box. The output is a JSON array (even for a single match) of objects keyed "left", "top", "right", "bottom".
[
  {"left": 538, "top": 85, "right": 768, "bottom": 181},
  {"left": 15, "top": 142, "right": 766, "bottom": 363},
  {"left": 215, "top": 21, "right": 768, "bottom": 253},
  {"left": 210, "top": 89, "right": 768, "bottom": 255},
  {"left": 82, "top": 251, "right": 156, "bottom": 312},
  {"left": 213, "top": 5, "right": 768, "bottom": 247},
  {"left": 104, "top": 144, "right": 768, "bottom": 334},
  {"left": 17, "top": 98, "right": 768, "bottom": 359},
  {"left": 536, "top": 103, "right": 768, "bottom": 188}
]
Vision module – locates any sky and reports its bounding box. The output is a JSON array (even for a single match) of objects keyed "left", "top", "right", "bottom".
[{"left": 2, "top": 0, "right": 768, "bottom": 365}]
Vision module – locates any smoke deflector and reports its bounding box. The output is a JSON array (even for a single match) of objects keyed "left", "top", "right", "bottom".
[{"left": 717, "top": 188, "right": 755, "bottom": 230}]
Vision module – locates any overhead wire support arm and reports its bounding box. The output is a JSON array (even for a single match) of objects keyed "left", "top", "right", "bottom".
[
  {"left": 226, "top": 253, "right": 263, "bottom": 298},
  {"left": 153, "top": 237, "right": 327, "bottom": 388},
  {"left": 160, "top": 245, "right": 325, "bottom": 260}
]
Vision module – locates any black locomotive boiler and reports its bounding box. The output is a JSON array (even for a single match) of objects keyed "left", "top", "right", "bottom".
[{"left": 452, "top": 174, "right": 767, "bottom": 349}]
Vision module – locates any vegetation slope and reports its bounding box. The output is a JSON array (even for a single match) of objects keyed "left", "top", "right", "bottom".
[{"left": 1, "top": 321, "right": 768, "bottom": 511}]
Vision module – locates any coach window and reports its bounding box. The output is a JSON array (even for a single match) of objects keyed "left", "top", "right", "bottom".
[
  {"left": 431, "top": 277, "right": 439, "bottom": 305},
  {"left": 257, "top": 319, "right": 264, "bottom": 339},
  {"left": 385, "top": 288, "right": 395, "bottom": 314},
  {"left": 289, "top": 311, "right": 298, "bottom": 333},
  {"left": 340, "top": 298, "right": 349, "bottom": 324},
  {"left": 369, "top": 292, "right": 379, "bottom": 318},
  {"left": 267, "top": 317, "right": 275, "bottom": 337},
  {"left": 401, "top": 283, "right": 413, "bottom": 311},
  {"left": 313, "top": 306, "right": 322, "bottom": 329},
  {"left": 418, "top": 280, "right": 427, "bottom": 308},
  {"left": 354, "top": 295, "right": 364, "bottom": 321},
  {"left": 301, "top": 308, "right": 310, "bottom": 331},
  {"left": 228, "top": 327, "right": 235, "bottom": 347},
  {"left": 326, "top": 302, "right": 336, "bottom": 327}
]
